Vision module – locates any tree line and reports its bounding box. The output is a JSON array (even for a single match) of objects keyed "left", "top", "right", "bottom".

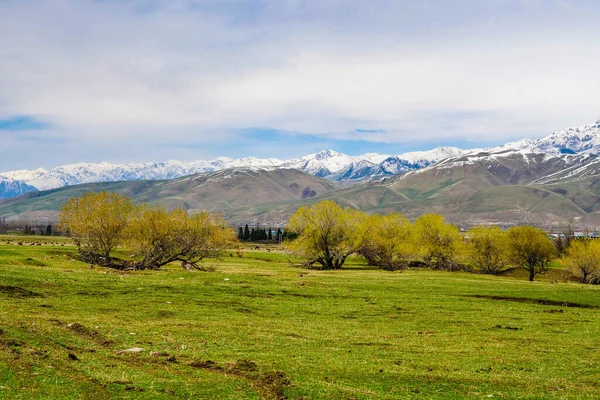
[
  {"left": 0, "top": 218, "right": 60, "bottom": 236},
  {"left": 59, "top": 192, "right": 235, "bottom": 270},
  {"left": 237, "top": 225, "right": 283, "bottom": 242},
  {"left": 285, "top": 201, "right": 600, "bottom": 283},
  {"left": 57, "top": 193, "right": 600, "bottom": 282}
]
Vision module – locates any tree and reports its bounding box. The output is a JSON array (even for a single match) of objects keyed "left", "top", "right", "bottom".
[
  {"left": 507, "top": 226, "right": 556, "bottom": 282},
  {"left": 563, "top": 239, "right": 600, "bottom": 283},
  {"left": 358, "top": 213, "right": 415, "bottom": 270},
  {"left": 467, "top": 226, "right": 510, "bottom": 274},
  {"left": 238, "top": 226, "right": 244, "bottom": 240},
  {"left": 414, "top": 214, "right": 463, "bottom": 270},
  {"left": 59, "top": 192, "right": 135, "bottom": 265},
  {"left": 127, "top": 207, "right": 236, "bottom": 270},
  {"left": 286, "top": 200, "right": 362, "bottom": 269},
  {"left": 244, "top": 224, "right": 250, "bottom": 241}
]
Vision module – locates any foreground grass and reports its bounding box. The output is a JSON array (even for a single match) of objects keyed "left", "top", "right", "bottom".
[{"left": 1, "top": 238, "right": 599, "bottom": 399}]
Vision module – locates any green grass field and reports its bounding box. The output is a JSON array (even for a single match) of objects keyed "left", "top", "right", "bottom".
[{"left": 1, "top": 236, "right": 599, "bottom": 399}]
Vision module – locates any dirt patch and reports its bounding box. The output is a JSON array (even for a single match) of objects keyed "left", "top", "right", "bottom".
[
  {"left": 76, "top": 291, "right": 110, "bottom": 297},
  {"left": 66, "top": 323, "right": 114, "bottom": 347},
  {"left": 23, "top": 257, "right": 47, "bottom": 267},
  {"left": 189, "top": 359, "right": 222, "bottom": 370},
  {"left": 286, "top": 333, "right": 307, "bottom": 340},
  {"left": 465, "top": 295, "right": 599, "bottom": 309},
  {"left": 0, "top": 338, "right": 22, "bottom": 348},
  {"left": 0, "top": 285, "right": 42, "bottom": 298},
  {"left": 156, "top": 310, "right": 176, "bottom": 319},
  {"left": 188, "top": 359, "right": 291, "bottom": 399},
  {"left": 256, "top": 371, "right": 291, "bottom": 400},
  {"left": 484, "top": 324, "right": 522, "bottom": 331},
  {"left": 279, "top": 291, "right": 316, "bottom": 299},
  {"left": 0, "top": 333, "right": 23, "bottom": 355},
  {"left": 231, "top": 359, "right": 258, "bottom": 373}
]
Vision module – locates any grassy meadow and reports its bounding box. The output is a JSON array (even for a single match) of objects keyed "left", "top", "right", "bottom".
[{"left": 1, "top": 235, "right": 599, "bottom": 399}]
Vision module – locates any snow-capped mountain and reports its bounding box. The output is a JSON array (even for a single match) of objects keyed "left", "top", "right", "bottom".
[
  {"left": 0, "top": 148, "right": 452, "bottom": 197},
  {"left": 534, "top": 119, "right": 600, "bottom": 154},
  {"left": 0, "top": 158, "right": 285, "bottom": 192},
  {"left": 1, "top": 119, "right": 600, "bottom": 200},
  {"left": 0, "top": 177, "right": 37, "bottom": 200},
  {"left": 281, "top": 150, "right": 358, "bottom": 177},
  {"left": 280, "top": 148, "right": 467, "bottom": 181},
  {"left": 395, "top": 147, "right": 465, "bottom": 164}
]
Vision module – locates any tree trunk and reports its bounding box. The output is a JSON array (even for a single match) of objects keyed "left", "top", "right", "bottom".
[{"left": 529, "top": 268, "right": 535, "bottom": 282}]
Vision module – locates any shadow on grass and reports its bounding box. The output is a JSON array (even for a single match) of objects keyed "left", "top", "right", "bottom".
[
  {"left": 0, "top": 285, "right": 43, "bottom": 298},
  {"left": 464, "top": 294, "right": 598, "bottom": 309}
]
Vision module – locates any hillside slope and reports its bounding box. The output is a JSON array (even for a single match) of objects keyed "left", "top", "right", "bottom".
[
  {"left": 0, "top": 168, "right": 338, "bottom": 224},
  {"left": 219, "top": 151, "right": 600, "bottom": 227}
]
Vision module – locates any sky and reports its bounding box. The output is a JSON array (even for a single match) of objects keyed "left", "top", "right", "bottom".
[{"left": 1, "top": 0, "right": 600, "bottom": 171}]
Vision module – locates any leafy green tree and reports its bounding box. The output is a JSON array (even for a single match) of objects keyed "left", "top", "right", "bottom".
[
  {"left": 286, "top": 200, "right": 363, "bottom": 269},
  {"left": 563, "top": 239, "right": 600, "bottom": 283},
  {"left": 59, "top": 192, "right": 135, "bottom": 265},
  {"left": 467, "top": 226, "right": 510, "bottom": 274},
  {"left": 414, "top": 214, "right": 463, "bottom": 270},
  {"left": 243, "top": 224, "right": 250, "bottom": 241},
  {"left": 358, "top": 213, "right": 415, "bottom": 270},
  {"left": 507, "top": 226, "right": 556, "bottom": 282}
]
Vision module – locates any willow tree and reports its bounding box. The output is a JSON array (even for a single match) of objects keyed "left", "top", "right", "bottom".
[
  {"left": 467, "top": 226, "right": 510, "bottom": 274},
  {"left": 563, "top": 239, "right": 600, "bottom": 283},
  {"left": 127, "top": 207, "right": 236, "bottom": 270},
  {"left": 414, "top": 213, "right": 463, "bottom": 270},
  {"left": 286, "top": 200, "right": 363, "bottom": 269},
  {"left": 59, "top": 191, "right": 135, "bottom": 265},
  {"left": 507, "top": 226, "right": 556, "bottom": 282},
  {"left": 358, "top": 213, "right": 415, "bottom": 270}
]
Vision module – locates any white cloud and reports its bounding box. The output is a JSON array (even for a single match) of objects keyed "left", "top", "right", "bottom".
[{"left": 1, "top": 0, "right": 600, "bottom": 162}]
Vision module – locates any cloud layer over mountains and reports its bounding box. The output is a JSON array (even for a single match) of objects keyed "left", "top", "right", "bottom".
[{"left": 2, "top": 1, "right": 600, "bottom": 169}]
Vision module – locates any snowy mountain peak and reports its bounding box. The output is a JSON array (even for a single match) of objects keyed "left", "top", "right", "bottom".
[
  {"left": 359, "top": 152, "right": 391, "bottom": 164},
  {"left": 398, "top": 147, "right": 465, "bottom": 163},
  {"left": 533, "top": 119, "right": 600, "bottom": 155},
  {"left": 312, "top": 149, "right": 344, "bottom": 160},
  {"left": 0, "top": 176, "right": 37, "bottom": 199}
]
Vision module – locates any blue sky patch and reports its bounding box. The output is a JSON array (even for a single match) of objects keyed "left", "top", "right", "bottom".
[{"left": 0, "top": 116, "right": 49, "bottom": 131}]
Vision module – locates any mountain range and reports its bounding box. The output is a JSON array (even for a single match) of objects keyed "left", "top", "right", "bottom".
[
  {"left": 0, "top": 147, "right": 462, "bottom": 199},
  {"left": 2, "top": 119, "right": 600, "bottom": 201},
  {"left": 2, "top": 119, "right": 600, "bottom": 227}
]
